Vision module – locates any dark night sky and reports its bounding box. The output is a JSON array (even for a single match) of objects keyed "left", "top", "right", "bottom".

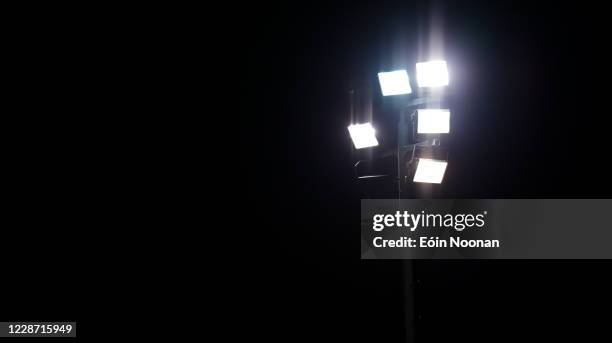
[{"left": 244, "top": 1, "right": 612, "bottom": 341}]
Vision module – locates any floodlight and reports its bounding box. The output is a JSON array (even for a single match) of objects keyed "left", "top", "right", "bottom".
[
  {"left": 416, "top": 60, "right": 449, "bottom": 87},
  {"left": 413, "top": 158, "right": 447, "bottom": 184},
  {"left": 417, "top": 109, "right": 450, "bottom": 134},
  {"left": 348, "top": 123, "right": 378, "bottom": 149},
  {"left": 377, "top": 70, "right": 412, "bottom": 96}
]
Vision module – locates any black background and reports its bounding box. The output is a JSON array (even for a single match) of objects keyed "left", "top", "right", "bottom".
[
  {"left": 244, "top": 0, "right": 612, "bottom": 342},
  {"left": 1, "top": 4, "right": 183, "bottom": 341}
]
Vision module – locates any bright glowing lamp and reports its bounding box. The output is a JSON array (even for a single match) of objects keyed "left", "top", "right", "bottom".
[
  {"left": 413, "top": 158, "right": 447, "bottom": 183},
  {"left": 377, "top": 70, "right": 412, "bottom": 96},
  {"left": 348, "top": 123, "right": 378, "bottom": 149},
  {"left": 417, "top": 109, "right": 450, "bottom": 134},
  {"left": 416, "top": 60, "right": 449, "bottom": 87}
]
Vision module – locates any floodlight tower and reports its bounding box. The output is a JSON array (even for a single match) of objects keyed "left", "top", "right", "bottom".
[{"left": 350, "top": 60, "right": 451, "bottom": 199}]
